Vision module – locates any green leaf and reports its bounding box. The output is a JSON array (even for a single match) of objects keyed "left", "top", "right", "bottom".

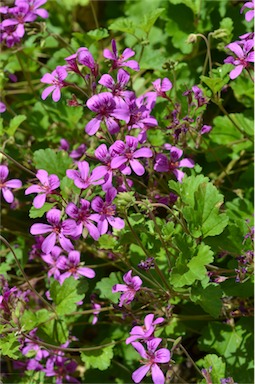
[
  {"left": 81, "top": 343, "right": 114, "bottom": 370},
  {"left": 169, "top": 0, "right": 200, "bottom": 15},
  {"left": 201, "top": 75, "right": 229, "bottom": 94},
  {"left": 50, "top": 277, "right": 87, "bottom": 316},
  {"left": 0, "top": 333, "right": 21, "bottom": 359},
  {"left": 169, "top": 175, "right": 209, "bottom": 206},
  {"left": 37, "top": 318, "right": 68, "bottom": 345},
  {"left": 140, "top": 8, "right": 165, "bottom": 33},
  {"left": 6, "top": 115, "right": 27, "bottom": 136},
  {"left": 191, "top": 284, "right": 222, "bottom": 318},
  {"left": 87, "top": 28, "right": 109, "bottom": 41},
  {"left": 33, "top": 148, "right": 73, "bottom": 178},
  {"left": 170, "top": 239, "right": 214, "bottom": 288},
  {"left": 20, "top": 309, "right": 50, "bottom": 331},
  {"left": 96, "top": 272, "right": 123, "bottom": 303},
  {"left": 29, "top": 202, "right": 56, "bottom": 219},
  {"left": 98, "top": 234, "right": 118, "bottom": 250},
  {"left": 61, "top": 0, "right": 89, "bottom": 9},
  {"left": 183, "top": 182, "right": 229, "bottom": 238},
  {"left": 197, "top": 354, "right": 226, "bottom": 383},
  {"left": 108, "top": 18, "right": 136, "bottom": 35}
]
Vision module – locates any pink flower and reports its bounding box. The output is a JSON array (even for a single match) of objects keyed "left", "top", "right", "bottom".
[
  {"left": 110, "top": 135, "right": 153, "bottom": 176},
  {"left": 58, "top": 250, "right": 95, "bottom": 285},
  {"left": 0, "top": 165, "right": 22, "bottom": 204},
  {"left": 240, "top": 0, "right": 254, "bottom": 22},
  {"left": 25, "top": 169, "right": 60, "bottom": 208},
  {"left": 132, "top": 338, "right": 170, "bottom": 384},
  {"left": 91, "top": 187, "right": 125, "bottom": 235},
  {"left": 224, "top": 40, "right": 254, "bottom": 79},
  {"left": 103, "top": 39, "right": 140, "bottom": 71},
  {"left": 126, "top": 314, "right": 164, "bottom": 344},
  {"left": 41, "top": 246, "right": 67, "bottom": 280},
  {"left": 66, "top": 161, "right": 104, "bottom": 190},
  {"left": 112, "top": 270, "right": 142, "bottom": 307},
  {"left": 152, "top": 78, "right": 172, "bottom": 97},
  {"left": 30, "top": 208, "right": 77, "bottom": 254},
  {"left": 41, "top": 66, "right": 68, "bottom": 102},
  {"left": 0, "top": 102, "right": 6, "bottom": 113}
]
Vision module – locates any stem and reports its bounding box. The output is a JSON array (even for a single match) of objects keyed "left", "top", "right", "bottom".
[
  {"left": 0, "top": 236, "right": 57, "bottom": 316},
  {"left": 90, "top": 0, "right": 99, "bottom": 29},
  {"left": 0, "top": 150, "right": 36, "bottom": 177},
  {"left": 179, "top": 344, "right": 204, "bottom": 378},
  {"left": 195, "top": 33, "right": 212, "bottom": 76}
]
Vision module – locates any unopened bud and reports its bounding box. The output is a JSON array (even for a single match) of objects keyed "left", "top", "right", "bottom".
[{"left": 187, "top": 34, "right": 198, "bottom": 44}]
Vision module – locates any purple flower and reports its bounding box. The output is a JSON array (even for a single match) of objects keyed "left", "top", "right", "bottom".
[
  {"left": 111, "top": 135, "right": 153, "bottom": 176},
  {"left": 152, "top": 78, "right": 172, "bottom": 97},
  {"left": 45, "top": 355, "right": 80, "bottom": 384},
  {"left": 66, "top": 161, "right": 104, "bottom": 190},
  {"left": 16, "top": 0, "right": 49, "bottom": 20},
  {"left": 85, "top": 92, "right": 130, "bottom": 135},
  {"left": 91, "top": 296, "right": 101, "bottom": 325},
  {"left": 94, "top": 143, "right": 118, "bottom": 190},
  {"left": 224, "top": 40, "right": 254, "bottom": 79},
  {"left": 154, "top": 145, "right": 194, "bottom": 182},
  {"left": 240, "top": 0, "right": 254, "bottom": 22},
  {"left": 103, "top": 39, "right": 140, "bottom": 71},
  {"left": 66, "top": 198, "right": 100, "bottom": 241},
  {"left": 59, "top": 139, "right": 70, "bottom": 151},
  {"left": 91, "top": 187, "right": 125, "bottom": 235},
  {"left": 112, "top": 270, "right": 142, "bottom": 307},
  {"left": 30, "top": 208, "right": 77, "bottom": 254},
  {"left": 21, "top": 328, "right": 49, "bottom": 361},
  {"left": 25, "top": 169, "right": 60, "bottom": 208},
  {"left": 58, "top": 250, "right": 95, "bottom": 285},
  {"left": 98, "top": 68, "right": 131, "bottom": 99},
  {"left": 131, "top": 338, "right": 170, "bottom": 384},
  {"left": 200, "top": 124, "right": 212, "bottom": 135},
  {"left": 41, "top": 246, "right": 67, "bottom": 280},
  {"left": 77, "top": 47, "right": 98, "bottom": 77},
  {"left": 69, "top": 144, "right": 86, "bottom": 159},
  {"left": 126, "top": 314, "right": 164, "bottom": 344},
  {"left": 0, "top": 165, "right": 22, "bottom": 204},
  {"left": 1, "top": 2, "right": 31, "bottom": 38},
  {"left": 41, "top": 66, "right": 68, "bottom": 102},
  {"left": 0, "top": 101, "right": 6, "bottom": 113}
]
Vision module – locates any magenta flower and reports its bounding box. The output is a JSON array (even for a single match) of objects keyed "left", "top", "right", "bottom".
[
  {"left": 77, "top": 47, "right": 98, "bottom": 77},
  {"left": 111, "top": 135, "right": 153, "bottom": 176},
  {"left": 30, "top": 208, "right": 77, "bottom": 254},
  {"left": 45, "top": 355, "right": 79, "bottom": 384},
  {"left": 94, "top": 143, "right": 118, "bottom": 190},
  {"left": 152, "top": 78, "right": 172, "bottom": 97},
  {"left": 69, "top": 144, "right": 86, "bottom": 159},
  {"left": 85, "top": 92, "right": 130, "bottom": 135},
  {"left": 25, "top": 169, "right": 60, "bottom": 208},
  {"left": 126, "top": 314, "right": 164, "bottom": 344},
  {"left": 200, "top": 124, "right": 212, "bottom": 135},
  {"left": 58, "top": 250, "right": 95, "bottom": 285},
  {"left": 103, "top": 39, "right": 140, "bottom": 71},
  {"left": 66, "top": 198, "right": 100, "bottom": 241},
  {"left": 240, "top": 0, "right": 254, "bottom": 22},
  {"left": 98, "top": 68, "right": 131, "bottom": 99},
  {"left": 41, "top": 66, "right": 68, "bottom": 102},
  {"left": 224, "top": 40, "right": 254, "bottom": 79},
  {"left": 0, "top": 165, "right": 22, "bottom": 204},
  {"left": 21, "top": 328, "right": 49, "bottom": 361},
  {"left": 41, "top": 246, "right": 67, "bottom": 280},
  {"left": 1, "top": 2, "right": 31, "bottom": 38},
  {"left": 91, "top": 296, "right": 101, "bottom": 325},
  {"left": 91, "top": 187, "right": 125, "bottom": 235},
  {"left": 15, "top": 0, "right": 49, "bottom": 20},
  {"left": 112, "top": 270, "right": 142, "bottom": 307},
  {"left": 154, "top": 145, "right": 194, "bottom": 182},
  {"left": 132, "top": 338, "right": 170, "bottom": 384},
  {"left": 66, "top": 161, "right": 104, "bottom": 190},
  {"left": 0, "top": 101, "right": 6, "bottom": 113}
]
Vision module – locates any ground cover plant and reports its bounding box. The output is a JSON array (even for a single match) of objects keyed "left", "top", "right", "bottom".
[{"left": 0, "top": 0, "right": 254, "bottom": 383}]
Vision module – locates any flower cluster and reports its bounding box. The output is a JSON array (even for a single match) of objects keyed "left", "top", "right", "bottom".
[
  {"left": 126, "top": 314, "right": 170, "bottom": 384},
  {"left": 0, "top": 0, "right": 48, "bottom": 48}
]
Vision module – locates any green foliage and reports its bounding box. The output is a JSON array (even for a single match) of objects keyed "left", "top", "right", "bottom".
[
  {"left": 21, "top": 309, "right": 50, "bottom": 331},
  {"left": 29, "top": 202, "right": 56, "bottom": 218},
  {"left": 5, "top": 115, "right": 27, "bottom": 137},
  {"left": 95, "top": 272, "right": 123, "bottom": 303},
  {"left": 170, "top": 237, "right": 214, "bottom": 288},
  {"left": 191, "top": 283, "right": 222, "bottom": 318},
  {"left": 197, "top": 354, "right": 226, "bottom": 383},
  {"left": 81, "top": 343, "right": 114, "bottom": 371},
  {"left": 169, "top": 175, "right": 229, "bottom": 238},
  {"left": 33, "top": 148, "right": 73, "bottom": 178},
  {"left": 50, "top": 277, "right": 87, "bottom": 316},
  {"left": 0, "top": 332, "right": 21, "bottom": 359}
]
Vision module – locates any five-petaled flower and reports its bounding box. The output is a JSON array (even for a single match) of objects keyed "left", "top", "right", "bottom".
[
  {"left": 0, "top": 165, "right": 22, "bottom": 204},
  {"left": 58, "top": 250, "right": 95, "bottom": 285},
  {"left": 132, "top": 338, "right": 170, "bottom": 384},
  {"left": 224, "top": 40, "right": 254, "bottom": 79},
  {"left": 25, "top": 169, "right": 60, "bottom": 208},
  {"left": 112, "top": 270, "right": 142, "bottom": 307},
  {"left": 41, "top": 66, "right": 68, "bottom": 102},
  {"left": 126, "top": 314, "right": 164, "bottom": 344},
  {"left": 66, "top": 161, "right": 104, "bottom": 190},
  {"left": 103, "top": 39, "right": 140, "bottom": 71},
  {"left": 30, "top": 208, "right": 78, "bottom": 254},
  {"left": 91, "top": 187, "right": 125, "bottom": 235}
]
